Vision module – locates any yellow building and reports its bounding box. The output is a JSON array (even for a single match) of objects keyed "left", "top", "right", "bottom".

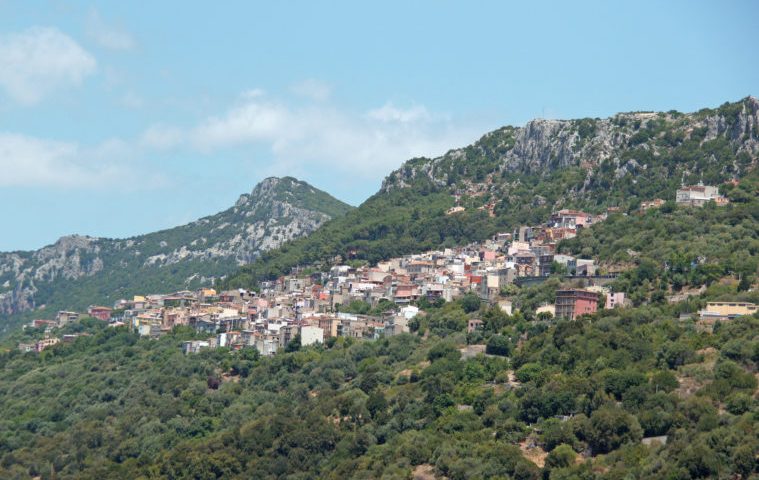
[{"left": 700, "top": 302, "right": 757, "bottom": 320}]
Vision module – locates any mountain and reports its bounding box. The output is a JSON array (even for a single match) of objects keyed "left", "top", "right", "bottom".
[
  {"left": 0, "top": 177, "right": 352, "bottom": 333},
  {"left": 224, "top": 97, "right": 759, "bottom": 288},
  {"left": 1, "top": 99, "right": 758, "bottom": 479}
]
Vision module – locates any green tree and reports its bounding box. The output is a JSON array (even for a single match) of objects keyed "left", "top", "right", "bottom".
[
  {"left": 587, "top": 405, "right": 642, "bottom": 454},
  {"left": 486, "top": 334, "right": 511, "bottom": 356}
]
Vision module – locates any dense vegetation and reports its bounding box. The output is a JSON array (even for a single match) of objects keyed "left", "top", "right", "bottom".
[
  {"left": 1, "top": 98, "right": 758, "bottom": 478},
  {"left": 1, "top": 284, "right": 757, "bottom": 479},
  {"left": 561, "top": 172, "right": 759, "bottom": 305}
]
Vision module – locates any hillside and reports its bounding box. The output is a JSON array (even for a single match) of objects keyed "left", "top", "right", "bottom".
[
  {"left": 0, "top": 177, "right": 352, "bottom": 334},
  {"left": 224, "top": 97, "right": 759, "bottom": 289},
  {"left": 1, "top": 99, "right": 758, "bottom": 480},
  {"left": 0, "top": 281, "right": 756, "bottom": 479}
]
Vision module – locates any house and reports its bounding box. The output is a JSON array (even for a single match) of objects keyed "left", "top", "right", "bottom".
[
  {"left": 316, "top": 316, "right": 338, "bottom": 338},
  {"left": 399, "top": 305, "right": 419, "bottom": 319},
  {"left": 606, "top": 292, "right": 626, "bottom": 309},
  {"left": 56, "top": 311, "right": 80, "bottom": 326},
  {"left": 640, "top": 199, "right": 665, "bottom": 211},
  {"left": 182, "top": 340, "right": 210, "bottom": 354},
  {"left": 675, "top": 183, "right": 727, "bottom": 207},
  {"left": 480, "top": 250, "right": 497, "bottom": 262},
  {"left": 198, "top": 288, "right": 217, "bottom": 300},
  {"left": 279, "top": 324, "right": 297, "bottom": 348},
  {"left": 575, "top": 259, "right": 598, "bottom": 276},
  {"left": 394, "top": 284, "right": 419, "bottom": 304},
  {"left": 699, "top": 302, "right": 757, "bottom": 321},
  {"left": 35, "top": 337, "right": 61, "bottom": 352},
  {"left": 494, "top": 232, "right": 512, "bottom": 244},
  {"left": 132, "top": 296, "right": 148, "bottom": 311},
  {"left": 385, "top": 316, "right": 410, "bottom": 336},
  {"left": 301, "top": 325, "right": 324, "bottom": 346},
  {"left": 551, "top": 210, "right": 594, "bottom": 229},
  {"left": 518, "top": 226, "right": 533, "bottom": 242},
  {"left": 88, "top": 306, "right": 113, "bottom": 321},
  {"left": 287, "top": 278, "right": 305, "bottom": 293},
  {"left": 553, "top": 254, "right": 577, "bottom": 274},
  {"left": 62, "top": 333, "right": 88, "bottom": 343},
  {"left": 255, "top": 333, "right": 280, "bottom": 356},
  {"left": 537, "top": 253, "right": 554, "bottom": 277},
  {"left": 555, "top": 290, "right": 599, "bottom": 320},
  {"left": 30, "top": 319, "right": 57, "bottom": 330},
  {"left": 467, "top": 319, "right": 483, "bottom": 333}
]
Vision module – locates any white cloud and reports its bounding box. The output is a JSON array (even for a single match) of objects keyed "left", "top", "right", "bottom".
[
  {"left": 0, "top": 27, "right": 96, "bottom": 105},
  {"left": 86, "top": 10, "right": 135, "bottom": 51},
  {"left": 192, "top": 99, "right": 290, "bottom": 150},
  {"left": 290, "top": 79, "right": 331, "bottom": 101},
  {"left": 367, "top": 103, "right": 431, "bottom": 123},
  {"left": 143, "top": 88, "right": 481, "bottom": 180},
  {"left": 0, "top": 132, "right": 161, "bottom": 189},
  {"left": 140, "top": 124, "right": 184, "bottom": 149}
]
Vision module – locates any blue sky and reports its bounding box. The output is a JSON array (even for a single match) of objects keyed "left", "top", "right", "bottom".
[{"left": 0, "top": 0, "right": 756, "bottom": 251}]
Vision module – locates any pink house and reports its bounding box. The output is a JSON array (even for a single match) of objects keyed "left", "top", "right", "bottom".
[
  {"left": 606, "top": 292, "right": 626, "bottom": 309},
  {"left": 481, "top": 250, "right": 497, "bottom": 262}
]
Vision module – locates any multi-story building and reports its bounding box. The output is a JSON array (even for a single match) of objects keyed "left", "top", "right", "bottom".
[
  {"left": 555, "top": 289, "right": 599, "bottom": 320},
  {"left": 675, "top": 184, "right": 726, "bottom": 207},
  {"left": 606, "top": 292, "right": 626, "bottom": 309},
  {"left": 301, "top": 325, "right": 324, "bottom": 346}
]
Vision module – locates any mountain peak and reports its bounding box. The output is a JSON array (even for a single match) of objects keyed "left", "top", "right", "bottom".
[{"left": 0, "top": 176, "right": 352, "bottom": 321}]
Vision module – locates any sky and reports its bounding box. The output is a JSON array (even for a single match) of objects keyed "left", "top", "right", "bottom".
[{"left": 0, "top": 1, "right": 757, "bottom": 251}]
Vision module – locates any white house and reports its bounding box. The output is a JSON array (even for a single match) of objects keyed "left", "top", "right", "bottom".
[{"left": 301, "top": 325, "right": 324, "bottom": 346}]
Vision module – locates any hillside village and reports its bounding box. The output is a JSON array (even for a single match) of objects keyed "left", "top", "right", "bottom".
[
  {"left": 1, "top": 5, "right": 757, "bottom": 476},
  {"left": 20, "top": 184, "right": 747, "bottom": 357}
]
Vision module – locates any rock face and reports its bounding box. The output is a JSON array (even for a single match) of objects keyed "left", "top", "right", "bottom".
[
  {"left": 381, "top": 96, "right": 759, "bottom": 192},
  {"left": 0, "top": 177, "right": 351, "bottom": 320}
]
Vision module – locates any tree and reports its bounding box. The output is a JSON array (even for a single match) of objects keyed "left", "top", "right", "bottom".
[
  {"left": 428, "top": 341, "right": 460, "bottom": 362},
  {"left": 551, "top": 261, "right": 568, "bottom": 276},
  {"left": 587, "top": 405, "right": 642, "bottom": 454},
  {"left": 461, "top": 293, "right": 482, "bottom": 313},
  {"left": 486, "top": 335, "right": 511, "bottom": 356},
  {"left": 366, "top": 391, "right": 388, "bottom": 420},
  {"left": 544, "top": 443, "right": 576, "bottom": 471},
  {"left": 285, "top": 334, "right": 301, "bottom": 352}
]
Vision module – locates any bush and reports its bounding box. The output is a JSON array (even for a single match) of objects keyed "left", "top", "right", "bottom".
[
  {"left": 587, "top": 406, "right": 642, "bottom": 454},
  {"left": 486, "top": 335, "right": 511, "bottom": 356},
  {"left": 544, "top": 443, "right": 576, "bottom": 471},
  {"left": 461, "top": 294, "right": 482, "bottom": 313}
]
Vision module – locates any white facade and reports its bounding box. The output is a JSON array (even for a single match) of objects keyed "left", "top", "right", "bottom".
[
  {"left": 301, "top": 325, "right": 324, "bottom": 346},
  {"left": 676, "top": 184, "right": 723, "bottom": 206}
]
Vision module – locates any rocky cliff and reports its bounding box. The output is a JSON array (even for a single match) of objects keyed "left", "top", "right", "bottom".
[
  {"left": 224, "top": 97, "right": 759, "bottom": 290},
  {"left": 0, "top": 177, "right": 352, "bottom": 324},
  {"left": 381, "top": 96, "right": 759, "bottom": 195}
]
